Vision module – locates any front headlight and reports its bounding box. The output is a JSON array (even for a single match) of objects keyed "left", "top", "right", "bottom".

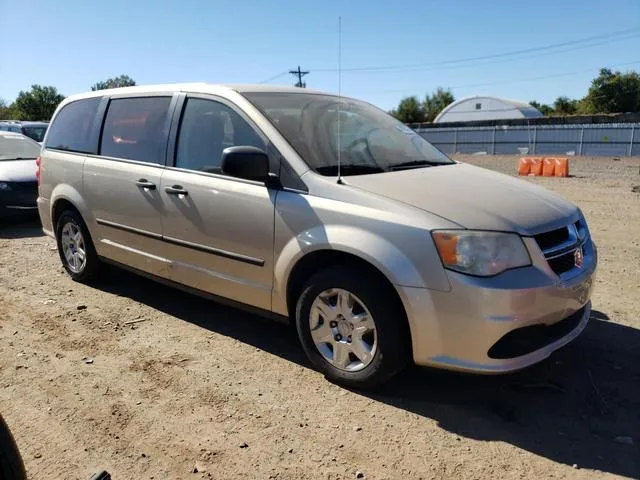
[
  {"left": 0, "top": 182, "right": 11, "bottom": 191},
  {"left": 432, "top": 230, "right": 531, "bottom": 277}
]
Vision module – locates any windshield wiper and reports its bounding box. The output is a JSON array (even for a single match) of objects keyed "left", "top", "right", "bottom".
[
  {"left": 389, "top": 160, "right": 444, "bottom": 171},
  {"left": 316, "top": 164, "right": 385, "bottom": 176},
  {"left": 7, "top": 157, "right": 37, "bottom": 161}
]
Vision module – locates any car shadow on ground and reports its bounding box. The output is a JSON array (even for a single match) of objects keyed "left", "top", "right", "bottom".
[
  {"left": 101, "top": 268, "right": 639, "bottom": 478},
  {"left": 0, "top": 216, "right": 43, "bottom": 239}
]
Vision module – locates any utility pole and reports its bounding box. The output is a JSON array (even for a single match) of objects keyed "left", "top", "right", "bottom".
[{"left": 289, "top": 66, "right": 309, "bottom": 88}]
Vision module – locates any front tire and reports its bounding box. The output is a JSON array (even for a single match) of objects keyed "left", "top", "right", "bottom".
[
  {"left": 295, "top": 266, "right": 410, "bottom": 390},
  {"left": 55, "top": 209, "right": 101, "bottom": 283}
]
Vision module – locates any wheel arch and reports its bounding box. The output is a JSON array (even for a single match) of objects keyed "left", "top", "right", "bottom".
[
  {"left": 274, "top": 225, "right": 429, "bottom": 317},
  {"left": 50, "top": 185, "right": 93, "bottom": 233},
  {"left": 286, "top": 249, "right": 402, "bottom": 319}
]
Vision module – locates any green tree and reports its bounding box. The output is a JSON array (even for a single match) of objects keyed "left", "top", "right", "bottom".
[
  {"left": 13, "top": 85, "right": 65, "bottom": 121},
  {"left": 91, "top": 75, "right": 136, "bottom": 91},
  {"left": 553, "top": 96, "right": 578, "bottom": 115},
  {"left": 423, "top": 87, "right": 455, "bottom": 122},
  {"left": 0, "top": 99, "right": 21, "bottom": 119},
  {"left": 0, "top": 99, "right": 10, "bottom": 119},
  {"left": 581, "top": 68, "right": 640, "bottom": 113},
  {"left": 529, "top": 100, "right": 553, "bottom": 116},
  {"left": 390, "top": 96, "right": 425, "bottom": 123},
  {"left": 539, "top": 105, "right": 553, "bottom": 116}
]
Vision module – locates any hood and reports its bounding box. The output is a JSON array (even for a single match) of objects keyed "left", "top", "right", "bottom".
[
  {"left": 0, "top": 159, "right": 37, "bottom": 182},
  {"left": 344, "top": 163, "right": 578, "bottom": 235}
]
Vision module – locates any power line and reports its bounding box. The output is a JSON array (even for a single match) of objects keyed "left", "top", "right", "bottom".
[
  {"left": 258, "top": 27, "right": 640, "bottom": 87},
  {"left": 311, "top": 27, "right": 640, "bottom": 73},
  {"left": 289, "top": 66, "right": 309, "bottom": 87},
  {"left": 449, "top": 60, "right": 640, "bottom": 90},
  {"left": 358, "top": 59, "right": 640, "bottom": 95},
  {"left": 258, "top": 71, "right": 289, "bottom": 84},
  {"left": 335, "top": 32, "right": 640, "bottom": 76}
]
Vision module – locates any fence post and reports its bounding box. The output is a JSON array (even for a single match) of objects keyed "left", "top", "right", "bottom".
[
  {"left": 578, "top": 127, "right": 584, "bottom": 156},
  {"left": 532, "top": 126, "right": 537, "bottom": 155},
  {"left": 491, "top": 126, "right": 496, "bottom": 155},
  {"left": 629, "top": 125, "right": 636, "bottom": 157},
  {"left": 453, "top": 129, "right": 458, "bottom": 154}
]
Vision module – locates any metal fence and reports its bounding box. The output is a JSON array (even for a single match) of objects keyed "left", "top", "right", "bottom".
[{"left": 414, "top": 123, "right": 640, "bottom": 157}]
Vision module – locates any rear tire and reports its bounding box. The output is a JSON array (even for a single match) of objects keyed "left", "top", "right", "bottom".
[
  {"left": 0, "top": 415, "right": 26, "bottom": 480},
  {"left": 295, "top": 265, "right": 410, "bottom": 390},
  {"left": 55, "top": 209, "right": 101, "bottom": 283}
]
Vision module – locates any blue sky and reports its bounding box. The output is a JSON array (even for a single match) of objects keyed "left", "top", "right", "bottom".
[{"left": 1, "top": 0, "right": 639, "bottom": 110}]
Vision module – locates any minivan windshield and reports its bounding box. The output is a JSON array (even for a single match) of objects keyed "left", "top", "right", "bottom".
[{"left": 243, "top": 92, "right": 454, "bottom": 176}]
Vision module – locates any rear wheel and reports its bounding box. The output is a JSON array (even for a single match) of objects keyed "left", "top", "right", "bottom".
[
  {"left": 55, "top": 210, "right": 101, "bottom": 283},
  {"left": 295, "top": 266, "right": 410, "bottom": 389}
]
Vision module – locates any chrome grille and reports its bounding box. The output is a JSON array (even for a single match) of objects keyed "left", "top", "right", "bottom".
[
  {"left": 534, "top": 227, "right": 569, "bottom": 251},
  {"left": 535, "top": 221, "right": 587, "bottom": 276},
  {"left": 547, "top": 251, "right": 577, "bottom": 275}
]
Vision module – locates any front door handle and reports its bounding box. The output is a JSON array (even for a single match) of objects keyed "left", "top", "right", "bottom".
[
  {"left": 165, "top": 185, "right": 189, "bottom": 196},
  {"left": 136, "top": 179, "right": 156, "bottom": 190}
]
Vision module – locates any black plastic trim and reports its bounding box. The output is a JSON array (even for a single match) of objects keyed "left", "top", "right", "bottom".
[
  {"left": 93, "top": 96, "right": 110, "bottom": 154},
  {"left": 488, "top": 306, "right": 586, "bottom": 359},
  {"left": 166, "top": 93, "right": 186, "bottom": 168}
]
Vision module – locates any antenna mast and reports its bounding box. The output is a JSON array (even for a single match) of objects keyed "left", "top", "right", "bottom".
[{"left": 337, "top": 16, "right": 343, "bottom": 184}]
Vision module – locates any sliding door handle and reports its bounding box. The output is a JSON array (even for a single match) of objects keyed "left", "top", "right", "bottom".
[
  {"left": 165, "top": 185, "right": 189, "bottom": 196},
  {"left": 135, "top": 179, "right": 156, "bottom": 190}
]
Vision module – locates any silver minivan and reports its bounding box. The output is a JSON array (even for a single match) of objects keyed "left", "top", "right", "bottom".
[{"left": 37, "top": 84, "right": 596, "bottom": 388}]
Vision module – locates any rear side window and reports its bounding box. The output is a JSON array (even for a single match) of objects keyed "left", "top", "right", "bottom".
[
  {"left": 100, "top": 97, "right": 171, "bottom": 164},
  {"left": 45, "top": 98, "right": 101, "bottom": 153}
]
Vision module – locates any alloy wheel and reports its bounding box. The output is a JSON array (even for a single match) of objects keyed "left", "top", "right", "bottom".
[{"left": 309, "top": 288, "right": 378, "bottom": 372}]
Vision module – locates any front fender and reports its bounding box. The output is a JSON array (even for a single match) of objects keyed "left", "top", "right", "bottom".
[{"left": 272, "top": 224, "right": 449, "bottom": 316}]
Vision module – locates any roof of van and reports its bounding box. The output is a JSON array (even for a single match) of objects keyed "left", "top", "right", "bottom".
[{"left": 62, "top": 83, "right": 332, "bottom": 102}]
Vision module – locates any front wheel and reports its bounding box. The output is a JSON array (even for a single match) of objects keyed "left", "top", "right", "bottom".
[{"left": 295, "top": 266, "right": 410, "bottom": 390}]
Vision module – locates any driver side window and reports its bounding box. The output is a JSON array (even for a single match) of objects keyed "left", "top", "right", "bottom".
[{"left": 176, "top": 98, "right": 266, "bottom": 174}]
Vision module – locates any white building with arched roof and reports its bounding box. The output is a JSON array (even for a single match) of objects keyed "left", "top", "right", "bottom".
[{"left": 434, "top": 95, "right": 543, "bottom": 123}]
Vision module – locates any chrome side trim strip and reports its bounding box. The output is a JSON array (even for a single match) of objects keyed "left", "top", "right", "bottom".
[
  {"left": 97, "top": 218, "right": 264, "bottom": 267},
  {"left": 96, "top": 218, "right": 162, "bottom": 240},
  {"left": 163, "top": 235, "right": 265, "bottom": 267}
]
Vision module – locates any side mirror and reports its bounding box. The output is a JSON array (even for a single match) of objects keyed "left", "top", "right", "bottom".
[{"left": 221, "top": 146, "right": 270, "bottom": 182}]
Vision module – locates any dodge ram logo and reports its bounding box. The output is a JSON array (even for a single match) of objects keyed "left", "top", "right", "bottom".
[{"left": 574, "top": 247, "right": 584, "bottom": 268}]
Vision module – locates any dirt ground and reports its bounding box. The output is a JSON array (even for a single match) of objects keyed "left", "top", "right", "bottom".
[{"left": 1, "top": 155, "right": 639, "bottom": 480}]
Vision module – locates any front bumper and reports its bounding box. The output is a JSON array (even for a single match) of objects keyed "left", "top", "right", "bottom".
[
  {"left": 398, "top": 239, "right": 597, "bottom": 373},
  {"left": 0, "top": 182, "right": 38, "bottom": 217}
]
